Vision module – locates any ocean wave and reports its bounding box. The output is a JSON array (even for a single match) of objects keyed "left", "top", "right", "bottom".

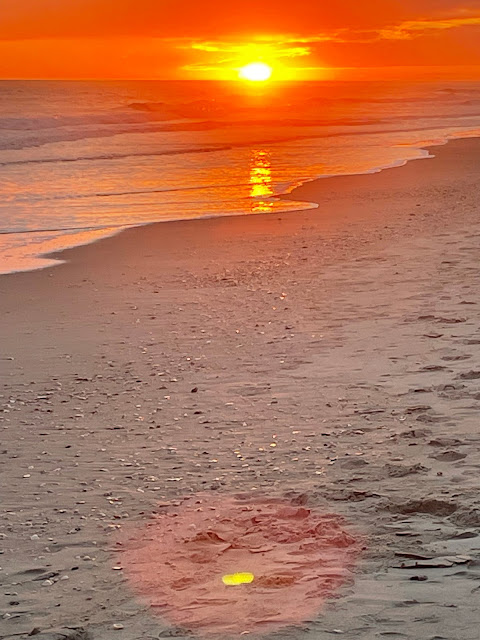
[
  {"left": 2, "top": 108, "right": 480, "bottom": 155},
  {"left": 0, "top": 114, "right": 382, "bottom": 151},
  {"left": 2, "top": 120, "right": 479, "bottom": 168},
  {"left": 0, "top": 223, "right": 127, "bottom": 236},
  {"left": 0, "top": 144, "right": 236, "bottom": 166},
  {"left": 0, "top": 111, "right": 161, "bottom": 131},
  {"left": 0, "top": 119, "right": 222, "bottom": 151},
  {"left": 9, "top": 181, "right": 268, "bottom": 203}
]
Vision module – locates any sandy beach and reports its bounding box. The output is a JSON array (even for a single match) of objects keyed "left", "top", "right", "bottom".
[{"left": 2, "top": 137, "right": 480, "bottom": 639}]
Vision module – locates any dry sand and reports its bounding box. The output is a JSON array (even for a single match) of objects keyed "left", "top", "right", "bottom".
[{"left": 1, "top": 137, "right": 480, "bottom": 640}]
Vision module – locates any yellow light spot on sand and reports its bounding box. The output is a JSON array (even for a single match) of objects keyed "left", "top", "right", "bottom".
[{"left": 222, "top": 572, "right": 255, "bottom": 585}]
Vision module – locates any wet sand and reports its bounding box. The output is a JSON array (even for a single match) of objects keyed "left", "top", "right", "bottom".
[{"left": 1, "top": 138, "right": 480, "bottom": 639}]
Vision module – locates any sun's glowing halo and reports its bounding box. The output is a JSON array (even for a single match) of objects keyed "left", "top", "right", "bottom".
[{"left": 239, "top": 62, "right": 272, "bottom": 82}]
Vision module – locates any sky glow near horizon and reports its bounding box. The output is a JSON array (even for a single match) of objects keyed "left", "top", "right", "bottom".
[{"left": 1, "top": 1, "right": 480, "bottom": 79}]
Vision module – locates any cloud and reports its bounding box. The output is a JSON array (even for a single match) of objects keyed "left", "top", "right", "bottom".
[
  {"left": 190, "top": 41, "right": 311, "bottom": 57},
  {"left": 2, "top": 2, "right": 480, "bottom": 78},
  {"left": 378, "top": 14, "right": 480, "bottom": 39},
  {"left": 176, "top": 36, "right": 337, "bottom": 78},
  {"left": 183, "top": 39, "right": 320, "bottom": 60},
  {"left": 175, "top": 12, "right": 480, "bottom": 76},
  {"left": 178, "top": 12, "right": 480, "bottom": 60}
]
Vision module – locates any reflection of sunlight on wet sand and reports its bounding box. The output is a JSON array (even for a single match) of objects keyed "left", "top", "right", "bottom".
[
  {"left": 0, "top": 227, "right": 121, "bottom": 275},
  {"left": 249, "top": 149, "right": 274, "bottom": 212}
]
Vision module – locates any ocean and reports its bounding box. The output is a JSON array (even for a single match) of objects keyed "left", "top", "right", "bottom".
[{"left": 1, "top": 79, "right": 480, "bottom": 274}]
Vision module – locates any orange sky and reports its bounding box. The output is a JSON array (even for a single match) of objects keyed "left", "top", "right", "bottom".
[{"left": 1, "top": 1, "right": 480, "bottom": 79}]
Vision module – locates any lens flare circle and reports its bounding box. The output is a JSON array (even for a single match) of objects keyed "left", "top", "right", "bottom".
[
  {"left": 239, "top": 62, "right": 272, "bottom": 82},
  {"left": 119, "top": 494, "right": 361, "bottom": 636}
]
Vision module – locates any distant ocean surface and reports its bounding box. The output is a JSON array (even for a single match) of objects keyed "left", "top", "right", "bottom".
[{"left": 1, "top": 79, "right": 480, "bottom": 274}]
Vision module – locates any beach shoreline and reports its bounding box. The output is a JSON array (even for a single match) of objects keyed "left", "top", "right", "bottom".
[
  {"left": 1, "top": 137, "right": 480, "bottom": 639},
  {"left": 25, "top": 135, "right": 480, "bottom": 277},
  {"left": 2, "top": 130, "right": 480, "bottom": 277}
]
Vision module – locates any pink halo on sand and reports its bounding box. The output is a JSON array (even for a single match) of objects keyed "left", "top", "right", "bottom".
[{"left": 118, "top": 494, "right": 361, "bottom": 636}]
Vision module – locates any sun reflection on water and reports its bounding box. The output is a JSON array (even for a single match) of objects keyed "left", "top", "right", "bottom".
[{"left": 249, "top": 149, "right": 274, "bottom": 212}]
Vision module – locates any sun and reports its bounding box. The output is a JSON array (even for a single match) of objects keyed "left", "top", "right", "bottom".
[{"left": 239, "top": 62, "right": 273, "bottom": 82}]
